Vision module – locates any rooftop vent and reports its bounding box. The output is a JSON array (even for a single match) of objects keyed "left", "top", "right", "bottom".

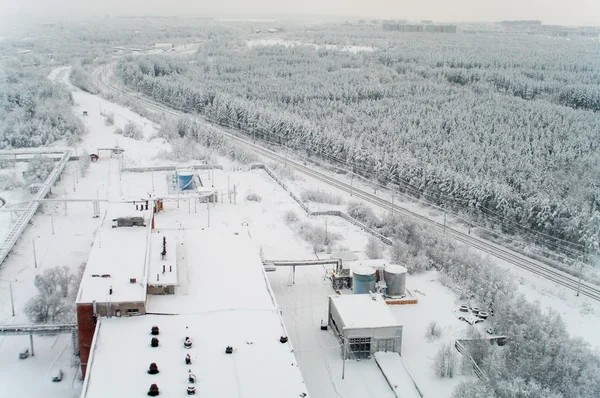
[
  {"left": 187, "top": 384, "right": 196, "bottom": 395},
  {"left": 280, "top": 336, "right": 289, "bottom": 344},
  {"left": 184, "top": 337, "right": 192, "bottom": 349},
  {"left": 188, "top": 370, "right": 196, "bottom": 384},
  {"left": 151, "top": 326, "right": 159, "bottom": 336},
  {"left": 185, "top": 354, "right": 191, "bottom": 365},
  {"left": 148, "top": 383, "right": 159, "bottom": 396},
  {"left": 148, "top": 363, "right": 159, "bottom": 375},
  {"left": 130, "top": 278, "right": 137, "bottom": 284},
  {"left": 151, "top": 337, "right": 159, "bottom": 347},
  {"left": 225, "top": 346, "right": 233, "bottom": 354}
]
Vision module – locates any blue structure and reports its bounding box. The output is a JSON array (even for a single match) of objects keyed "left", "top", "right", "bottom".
[
  {"left": 352, "top": 267, "right": 376, "bottom": 294},
  {"left": 177, "top": 171, "right": 194, "bottom": 191}
]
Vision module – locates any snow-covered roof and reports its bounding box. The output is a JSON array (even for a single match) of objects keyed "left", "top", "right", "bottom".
[
  {"left": 76, "top": 203, "right": 152, "bottom": 304},
  {"left": 146, "top": 226, "right": 276, "bottom": 313},
  {"left": 344, "top": 258, "right": 390, "bottom": 271},
  {"left": 82, "top": 226, "right": 310, "bottom": 397},
  {"left": 147, "top": 231, "right": 177, "bottom": 286},
  {"left": 330, "top": 293, "right": 402, "bottom": 330},
  {"left": 82, "top": 313, "right": 309, "bottom": 398}
]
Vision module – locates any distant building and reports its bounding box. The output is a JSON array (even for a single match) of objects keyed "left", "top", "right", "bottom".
[
  {"left": 500, "top": 20, "right": 542, "bottom": 26},
  {"left": 383, "top": 21, "right": 456, "bottom": 33},
  {"left": 267, "top": 28, "right": 278, "bottom": 33}
]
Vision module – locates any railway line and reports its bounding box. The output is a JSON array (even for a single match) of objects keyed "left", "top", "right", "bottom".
[{"left": 93, "top": 64, "right": 600, "bottom": 302}]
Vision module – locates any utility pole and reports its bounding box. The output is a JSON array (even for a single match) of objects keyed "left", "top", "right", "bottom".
[
  {"left": 342, "top": 337, "right": 347, "bottom": 379},
  {"left": 443, "top": 210, "right": 447, "bottom": 235},
  {"left": 207, "top": 199, "right": 211, "bottom": 227},
  {"left": 233, "top": 185, "right": 237, "bottom": 205},
  {"left": 228, "top": 176, "right": 231, "bottom": 203},
  {"left": 350, "top": 174, "right": 354, "bottom": 197},
  {"left": 72, "top": 172, "right": 76, "bottom": 192},
  {"left": 577, "top": 261, "right": 583, "bottom": 297},
  {"left": 8, "top": 282, "right": 15, "bottom": 317},
  {"left": 50, "top": 212, "right": 54, "bottom": 235},
  {"left": 151, "top": 170, "right": 155, "bottom": 191},
  {"left": 33, "top": 239, "right": 38, "bottom": 269}
]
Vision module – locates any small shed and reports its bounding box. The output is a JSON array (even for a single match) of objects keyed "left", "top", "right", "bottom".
[{"left": 328, "top": 293, "right": 403, "bottom": 359}]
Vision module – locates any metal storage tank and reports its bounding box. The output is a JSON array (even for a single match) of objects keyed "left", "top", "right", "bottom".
[
  {"left": 177, "top": 170, "right": 194, "bottom": 191},
  {"left": 352, "top": 267, "right": 377, "bottom": 294},
  {"left": 384, "top": 265, "right": 407, "bottom": 296}
]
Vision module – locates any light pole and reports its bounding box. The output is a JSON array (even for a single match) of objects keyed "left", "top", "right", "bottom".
[
  {"left": 577, "top": 261, "right": 584, "bottom": 297},
  {"left": 0, "top": 279, "right": 16, "bottom": 316}
]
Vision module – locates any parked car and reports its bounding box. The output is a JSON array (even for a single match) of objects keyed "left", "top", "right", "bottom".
[
  {"left": 19, "top": 349, "right": 29, "bottom": 359},
  {"left": 52, "top": 369, "right": 64, "bottom": 382}
]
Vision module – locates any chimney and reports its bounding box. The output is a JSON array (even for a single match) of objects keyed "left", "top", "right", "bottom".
[
  {"left": 157, "top": 274, "right": 159, "bottom": 281},
  {"left": 109, "top": 286, "right": 113, "bottom": 295},
  {"left": 169, "top": 265, "right": 172, "bottom": 272}
]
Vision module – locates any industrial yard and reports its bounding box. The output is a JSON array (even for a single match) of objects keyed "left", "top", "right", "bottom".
[{"left": 0, "top": 60, "right": 599, "bottom": 398}]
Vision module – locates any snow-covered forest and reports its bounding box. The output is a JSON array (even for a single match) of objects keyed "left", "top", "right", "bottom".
[
  {"left": 114, "top": 29, "right": 600, "bottom": 258},
  {"left": 0, "top": 67, "right": 82, "bottom": 148}
]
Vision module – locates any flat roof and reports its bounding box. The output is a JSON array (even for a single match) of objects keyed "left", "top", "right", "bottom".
[
  {"left": 83, "top": 313, "right": 308, "bottom": 398},
  {"left": 76, "top": 203, "right": 152, "bottom": 304},
  {"left": 82, "top": 227, "right": 309, "bottom": 397},
  {"left": 146, "top": 227, "right": 275, "bottom": 313},
  {"left": 330, "top": 294, "right": 402, "bottom": 330},
  {"left": 147, "top": 232, "right": 177, "bottom": 286},
  {"left": 344, "top": 258, "right": 390, "bottom": 270}
]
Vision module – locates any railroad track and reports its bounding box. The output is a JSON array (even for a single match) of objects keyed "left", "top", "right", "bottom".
[{"left": 94, "top": 64, "right": 600, "bottom": 302}]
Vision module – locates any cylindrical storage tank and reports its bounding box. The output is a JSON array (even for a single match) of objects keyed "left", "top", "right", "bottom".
[
  {"left": 384, "top": 265, "right": 407, "bottom": 296},
  {"left": 353, "top": 267, "right": 377, "bottom": 294},
  {"left": 177, "top": 171, "right": 194, "bottom": 191}
]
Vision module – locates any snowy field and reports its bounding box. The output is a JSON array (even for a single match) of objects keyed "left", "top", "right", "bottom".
[{"left": 0, "top": 61, "right": 599, "bottom": 398}]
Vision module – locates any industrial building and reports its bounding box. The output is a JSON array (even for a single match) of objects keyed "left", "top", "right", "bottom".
[
  {"left": 77, "top": 197, "right": 309, "bottom": 397},
  {"left": 328, "top": 293, "right": 403, "bottom": 359},
  {"left": 383, "top": 21, "right": 457, "bottom": 33}
]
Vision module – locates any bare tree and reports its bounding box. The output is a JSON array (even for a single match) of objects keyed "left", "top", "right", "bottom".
[
  {"left": 26, "top": 266, "right": 77, "bottom": 324},
  {"left": 426, "top": 321, "right": 442, "bottom": 341},
  {"left": 434, "top": 343, "right": 456, "bottom": 378},
  {"left": 25, "top": 294, "right": 70, "bottom": 323},
  {"left": 365, "top": 236, "right": 383, "bottom": 259}
]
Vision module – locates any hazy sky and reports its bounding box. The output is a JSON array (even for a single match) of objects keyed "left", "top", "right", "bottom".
[{"left": 1, "top": 0, "right": 599, "bottom": 26}]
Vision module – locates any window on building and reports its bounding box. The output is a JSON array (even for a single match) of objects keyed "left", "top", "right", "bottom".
[
  {"left": 126, "top": 308, "right": 140, "bottom": 314},
  {"left": 348, "top": 337, "right": 371, "bottom": 359}
]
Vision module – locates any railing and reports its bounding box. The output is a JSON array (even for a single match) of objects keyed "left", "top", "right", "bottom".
[
  {"left": 253, "top": 164, "right": 393, "bottom": 246},
  {"left": 455, "top": 340, "right": 485, "bottom": 380},
  {"left": 0, "top": 149, "right": 72, "bottom": 267}
]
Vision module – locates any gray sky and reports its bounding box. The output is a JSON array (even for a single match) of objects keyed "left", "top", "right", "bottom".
[{"left": 1, "top": 0, "right": 599, "bottom": 26}]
